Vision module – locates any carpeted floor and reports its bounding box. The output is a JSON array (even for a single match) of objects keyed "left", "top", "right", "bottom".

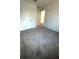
[{"left": 20, "top": 26, "right": 59, "bottom": 59}]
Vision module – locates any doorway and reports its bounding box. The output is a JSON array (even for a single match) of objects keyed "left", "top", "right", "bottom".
[{"left": 40, "top": 10, "right": 45, "bottom": 26}]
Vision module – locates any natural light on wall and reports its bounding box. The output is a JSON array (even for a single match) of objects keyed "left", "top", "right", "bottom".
[{"left": 40, "top": 10, "right": 45, "bottom": 24}]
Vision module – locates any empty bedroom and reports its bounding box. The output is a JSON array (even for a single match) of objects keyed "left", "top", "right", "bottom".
[{"left": 20, "top": 0, "right": 59, "bottom": 59}]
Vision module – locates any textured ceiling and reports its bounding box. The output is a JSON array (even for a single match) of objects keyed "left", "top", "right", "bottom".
[{"left": 23, "top": 0, "right": 58, "bottom": 8}]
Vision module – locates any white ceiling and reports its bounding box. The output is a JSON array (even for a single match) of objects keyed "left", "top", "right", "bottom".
[{"left": 25, "top": 0, "right": 58, "bottom": 9}]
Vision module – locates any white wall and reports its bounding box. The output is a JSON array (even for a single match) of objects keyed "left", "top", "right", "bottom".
[
  {"left": 20, "top": 0, "right": 37, "bottom": 31},
  {"left": 37, "top": 7, "right": 41, "bottom": 25},
  {"left": 44, "top": 1, "right": 59, "bottom": 32}
]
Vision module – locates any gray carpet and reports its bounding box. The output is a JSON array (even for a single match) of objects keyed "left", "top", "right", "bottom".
[{"left": 20, "top": 26, "right": 59, "bottom": 59}]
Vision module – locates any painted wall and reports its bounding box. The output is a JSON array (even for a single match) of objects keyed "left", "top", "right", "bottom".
[
  {"left": 20, "top": 0, "right": 37, "bottom": 31},
  {"left": 44, "top": 1, "right": 59, "bottom": 32},
  {"left": 37, "top": 7, "right": 41, "bottom": 25}
]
